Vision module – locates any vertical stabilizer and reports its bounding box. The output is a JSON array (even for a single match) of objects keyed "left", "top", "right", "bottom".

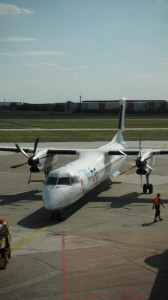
[{"left": 112, "top": 97, "right": 127, "bottom": 146}]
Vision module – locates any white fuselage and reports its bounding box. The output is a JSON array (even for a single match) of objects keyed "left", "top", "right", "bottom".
[{"left": 42, "top": 142, "right": 126, "bottom": 211}]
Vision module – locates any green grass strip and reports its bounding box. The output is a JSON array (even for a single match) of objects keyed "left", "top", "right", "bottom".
[{"left": 0, "top": 129, "right": 167, "bottom": 143}]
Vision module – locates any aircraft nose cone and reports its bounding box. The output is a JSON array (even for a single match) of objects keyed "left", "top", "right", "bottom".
[{"left": 42, "top": 187, "right": 67, "bottom": 210}]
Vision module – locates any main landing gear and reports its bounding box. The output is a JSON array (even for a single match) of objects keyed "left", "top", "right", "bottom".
[{"left": 143, "top": 172, "right": 153, "bottom": 194}]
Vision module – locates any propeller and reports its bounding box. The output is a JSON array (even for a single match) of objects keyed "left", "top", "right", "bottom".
[
  {"left": 11, "top": 138, "right": 41, "bottom": 183},
  {"left": 119, "top": 140, "right": 161, "bottom": 186},
  {"left": 12, "top": 137, "right": 40, "bottom": 169},
  {"left": 11, "top": 137, "right": 56, "bottom": 184}
]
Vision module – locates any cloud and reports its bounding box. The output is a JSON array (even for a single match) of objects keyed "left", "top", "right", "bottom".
[
  {"left": 0, "top": 3, "right": 33, "bottom": 15},
  {"left": 23, "top": 62, "right": 60, "bottom": 68},
  {"left": 0, "top": 51, "right": 65, "bottom": 56},
  {"left": 0, "top": 36, "right": 37, "bottom": 42},
  {"left": 22, "top": 62, "right": 87, "bottom": 70}
]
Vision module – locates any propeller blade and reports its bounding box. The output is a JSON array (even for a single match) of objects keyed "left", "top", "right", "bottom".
[
  {"left": 28, "top": 172, "right": 32, "bottom": 184},
  {"left": 33, "top": 138, "right": 39, "bottom": 156},
  {"left": 139, "top": 139, "right": 142, "bottom": 158},
  {"left": 37, "top": 154, "right": 53, "bottom": 160},
  {"left": 146, "top": 164, "right": 162, "bottom": 175},
  {"left": 11, "top": 162, "right": 28, "bottom": 168},
  {"left": 140, "top": 151, "right": 154, "bottom": 162},
  {"left": 119, "top": 164, "right": 136, "bottom": 175},
  {"left": 15, "top": 143, "right": 30, "bottom": 158},
  {"left": 28, "top": 152, "right": 52, "bottom": 167},
  {"left": 119, "top": 150, "right": 136, "bottom": 161}
]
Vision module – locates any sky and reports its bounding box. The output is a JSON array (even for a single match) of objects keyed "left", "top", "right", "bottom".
[{"left": 0, "top": 0, "right": 168, "bottom": 103}]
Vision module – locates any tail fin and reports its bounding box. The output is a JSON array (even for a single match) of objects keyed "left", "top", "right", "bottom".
[{"left": 112, "top": 97, "right": 127, "bottom": 146}]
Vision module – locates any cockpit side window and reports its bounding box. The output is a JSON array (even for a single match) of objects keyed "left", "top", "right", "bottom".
[
  {"left": 71, "top": 176, "right": 80, "bottom": 184},
  {"left": 45, "top": 176, "right": 58, "bottom": 185},
  {"left": 57, "top": 177, "right": 71, "bottom": 185}
]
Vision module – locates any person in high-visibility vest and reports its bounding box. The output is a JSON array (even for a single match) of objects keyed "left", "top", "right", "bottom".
[{"left": 153, "top": 193, "right": 165, "bottom": 222}]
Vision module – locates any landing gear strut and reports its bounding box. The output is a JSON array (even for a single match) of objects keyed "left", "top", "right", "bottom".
[{"left": 143, "top": 172, "right": 153, "bottom": 194}]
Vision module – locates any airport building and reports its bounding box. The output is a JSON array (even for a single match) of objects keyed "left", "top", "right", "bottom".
[
  {"left": 0, "top": 100, "right": 167, "bottom": 113},
  {"left": 68, "top": 100, "right": 168, "bottom": 113}
]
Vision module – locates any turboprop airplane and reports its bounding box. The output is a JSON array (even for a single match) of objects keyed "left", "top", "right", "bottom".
[
  {"left": 0, "top": 98, "right": 168, "bottom": 220},
  {"left": 41, "top": 98, "right": 168, "bottom": 220}
]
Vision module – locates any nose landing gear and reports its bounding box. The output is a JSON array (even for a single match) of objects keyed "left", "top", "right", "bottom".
[{"left": 52, "top": 211, "right": 65, "bottom": 222}]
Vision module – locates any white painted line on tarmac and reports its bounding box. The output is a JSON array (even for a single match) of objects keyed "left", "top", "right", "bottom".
[{"left": 0, "top": 271, "right": 62, "bottom": 295}]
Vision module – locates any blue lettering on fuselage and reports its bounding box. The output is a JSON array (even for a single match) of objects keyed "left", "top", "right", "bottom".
[{"left": 84, "top": 167, "right": 99, "bottom": 183}]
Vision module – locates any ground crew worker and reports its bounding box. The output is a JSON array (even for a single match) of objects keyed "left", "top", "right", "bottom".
[{"left": 153, "top": 193, "right": 165, "bottom": 222}]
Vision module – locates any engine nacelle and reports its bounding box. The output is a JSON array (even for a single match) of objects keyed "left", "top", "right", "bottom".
[
  {"left": 30, "top": 167, "right": 41, "bottom": 173},
  {"left": 136, "top": 168, "right": 147, "bottom": 175}
]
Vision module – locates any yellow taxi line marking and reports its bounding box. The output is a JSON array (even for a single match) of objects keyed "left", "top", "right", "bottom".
[{"left": 12, "top": 226, "right": 49, "bottom": 253}]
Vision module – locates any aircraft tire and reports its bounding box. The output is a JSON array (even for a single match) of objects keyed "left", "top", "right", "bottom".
[
  {"left": 149, "top": 184, "right": 153, "bottom": 194},
  {"left": 52, "top": 212, "right": 58, "bottom": 221},
  {"left": 52, "top": 211, "right": 65, "bottom": 222},
  {"left": 143, "top": 184, "right": 148, "bottom": 194}
]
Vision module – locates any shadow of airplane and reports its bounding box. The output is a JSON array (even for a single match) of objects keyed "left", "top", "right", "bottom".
[
  {"left": 145, "top": 250, "right": 168, "bottom": 300},
  {"left": 0, "top": 189, "right": 42, "bottom": 206},
  {"left": 18, "top": 206, "right": 53, "bottom": 229},
  {"left": 93, "top": 191, "right": 154, "bottom": 208}
]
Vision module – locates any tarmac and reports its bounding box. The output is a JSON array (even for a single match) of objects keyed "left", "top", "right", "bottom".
[{"left": 0, "top": 141, "right": 168, "bottom": 300}]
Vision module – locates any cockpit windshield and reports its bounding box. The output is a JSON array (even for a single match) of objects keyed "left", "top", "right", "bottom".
[
  {"left": 57, "top": 177, "right": 71, "bottom": 185},
  {"left": 45, "top": 175, "right": 80, "bottom": 186},
  {"left": 45, "top": 176, "right": 58, "bottom": 185}
]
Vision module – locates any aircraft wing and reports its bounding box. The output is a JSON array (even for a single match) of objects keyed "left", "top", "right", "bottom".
[
  {"left": 0, "top": 146, "right": 168, "bottom": 157},
  {"left": 108, "top": 149, "right": 168, "bottom": 156},
  {"left": 0, "top": 146, "right": 34, "bottom": 154},
  {"left": 0, "top": 146, "right": 77, "bottom": 155}
]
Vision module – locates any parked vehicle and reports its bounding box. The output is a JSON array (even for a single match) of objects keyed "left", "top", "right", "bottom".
[{"left": 0, "top": 218, "right": 11, "bottom": 269}]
